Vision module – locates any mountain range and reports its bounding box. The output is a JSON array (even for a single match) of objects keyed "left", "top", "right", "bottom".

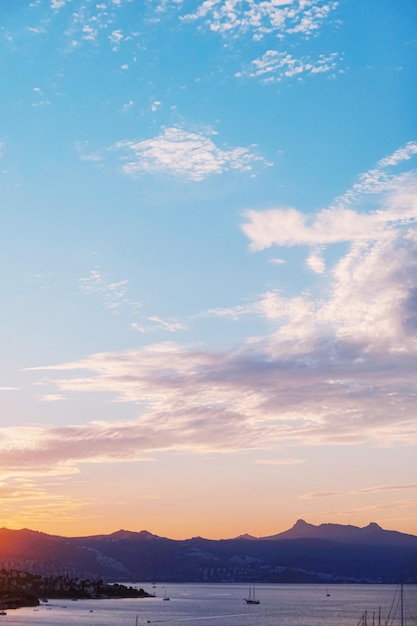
[{"left": 1, "top": 520, "right": 416, "bottom": 584}]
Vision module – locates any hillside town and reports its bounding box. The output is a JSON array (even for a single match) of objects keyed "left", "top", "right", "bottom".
[{"left": 0, "top": 569, "right": 153, "bottom": 611}]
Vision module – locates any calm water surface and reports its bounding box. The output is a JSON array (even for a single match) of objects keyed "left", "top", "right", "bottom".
[{"left": 2, "top": 583, "right": 416, "bottom": 626}]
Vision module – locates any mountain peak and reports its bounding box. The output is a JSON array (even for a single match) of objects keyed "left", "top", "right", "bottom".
[
  {"left": 293, "top": 519, "right": 310, "bottom": 528},
  {"left": 109, "top": 529, "right": 160, "bottom": 541},
  {"left": 263, "top": 519, "right": 417, "bottom": 547}
]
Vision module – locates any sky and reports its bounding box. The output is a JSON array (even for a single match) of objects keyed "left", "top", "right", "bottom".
[{"left": 0, "top": 0, "right": 416, "bottom": 541}]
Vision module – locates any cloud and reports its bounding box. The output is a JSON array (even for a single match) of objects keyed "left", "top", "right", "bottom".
[
  {"left": 337, "top": 141, "right": 417, "bottom": 201},
  {"left": 21, "top": 305, "right": 417, "bottom": 475},
  {"left": 79, "top": 269, "right": 141, "bottom": 312},
  {"left": 302, "top": 483, "right": 417, "bottom": 499},
  {"left": 147, "top": 316, "right": 186, "bottom": 332},
  {"left": 109, "top": 29, "right": 125, "bottom": 50},
  {"left": 79, "top": 269, "right": 187, "bottom": 334},
  {"left": 31, "top": 0, "right": 342, "bottom": 87},
  {"left": 377, "top": 141, "right": 417, "bottom": 168},
  {"left": 111, "top": 127, "right": 269, "bottom": 181},
  {"left": 236, "top": 50, "right": 340, "bottom": 82},
  {"left": 200, "top": 201, "right": 417, "bottom": 353},
  {"left": 131, "top": 322, "right": 148, "bottom": 333},
  {"left": 50, "top": 0, "right": 70, "bottom": 8},
  {"left": 121, "top": 100, "right": 134, "bottom": 112},
  {"left": 204, "top": 290, "right": 313, "bottom": 325},
  {"left": 131, "top": 317, "right": 186, "bottom": 334},
  {"left": 40, "top": 0, "right": 140, "bottom": 54},
  {"left": 237, "top": 195, "right": 417, "bottom": 357},
  {"left": 180, "top": 1, "right": 341, "bottom": 82},
  {"left": 38, "top": 394, "right": 66, "bottom": 402},
  {"left": 241, "top": 204, "right": 403, "bottom": 250},
  {"left": 358, "top": 483, "right": 417, "bottom": 495},
  {"left": 306, "top": 248, "right": 325, "bottom": 274},
  {"left": 12, "top": 142, "right": 417, "bottom": 474},
  {"left": 301, "top": 491, "right": 343, "bottom": 499},
  {"left": 31, "top": 86, "right": 51, "bottom": 108},
  {"left": 242, "top": 143, "right": 417, "bottom": 251},
  {"left": 182, "top": 0, "right": 338, "bottom": 39},
  {"left": 0, "top": 474, "right": 89, "bottom": 529},
  {"left": 254, "top": 458, "right": 306, "bottom": 466},
  {"left": 26, "top": 26, "right": 47, "bottom": 34}
]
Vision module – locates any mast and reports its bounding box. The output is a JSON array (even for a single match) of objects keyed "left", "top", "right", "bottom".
[{"left": 400, "top": 578, "right": 404, "bottom": 626}]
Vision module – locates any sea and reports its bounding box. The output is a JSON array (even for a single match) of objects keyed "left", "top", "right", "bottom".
[{"left": 2, "top": 583, "right": 416, "bottom": 626}]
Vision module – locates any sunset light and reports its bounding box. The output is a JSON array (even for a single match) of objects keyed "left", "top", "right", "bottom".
[{"left": 0, "top": 0, "right": 416, "bottom": 542}]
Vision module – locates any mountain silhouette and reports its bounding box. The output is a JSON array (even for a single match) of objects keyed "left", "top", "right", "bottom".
[
  {"left": 1, "top": 521, "right": 416, "bottom": 584},
  {"left": 263, "top": 519, "right": 417, "bottom": 546}
]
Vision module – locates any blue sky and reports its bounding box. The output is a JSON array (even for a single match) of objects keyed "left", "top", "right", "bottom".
[{"left": 0, "top": 0, "right": 417, "bottom": 539}]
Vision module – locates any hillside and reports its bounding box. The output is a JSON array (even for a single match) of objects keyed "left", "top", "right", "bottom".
[{"left": 0, "top": 521, "right": 416, "bottom": 584}]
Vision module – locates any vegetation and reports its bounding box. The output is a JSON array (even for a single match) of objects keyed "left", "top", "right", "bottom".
[{"left": 0, "top": 569, "right": 154, "bottom": 610}]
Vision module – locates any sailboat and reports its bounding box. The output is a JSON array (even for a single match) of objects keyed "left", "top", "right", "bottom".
[
  {"left": 163, "top": 588, "right": 170, "bottom": 601},
  {"left": 244, "top": 584, "right": 260, "bottom": 605},
  {"left": 385, "top": 579, "right": 405, "bottom": 626},
  {"left": 356, "top": 579, "right": 405, "bottom": 626}
]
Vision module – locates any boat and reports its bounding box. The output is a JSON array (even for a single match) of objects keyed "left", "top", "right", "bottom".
[
  {"left": 386, "top": 579, "right": 405, "bottom": 626},
  {"left": 163, "top": 588, "right": 170, "bottom": 601},
  {"left": 356, "top": 579, "right": 405, "bottom": 626},
  {"left": 244, "top": 584, "right": 260, "bottom": 604}
]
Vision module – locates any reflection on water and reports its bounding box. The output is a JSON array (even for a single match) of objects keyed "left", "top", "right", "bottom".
[{"left": 2, "top": 583, "right": 416, "bottom": 626}]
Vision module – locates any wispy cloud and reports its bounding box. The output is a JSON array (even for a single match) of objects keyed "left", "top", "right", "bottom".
[
  {"left": 302, "top": 491, "right": 343, "bottom": 499},
  {"left": 337, "top": 141, "right": 417, "bottom": 201},
  {"left": 79, "top": 269, "right": 133, "bottom": 310},
  {"left": 131, "top": 317, "right": 186, "bottom": 334},
  {"left": 147, "top": 316, "right": 186, "bottom": 333},
  {"left": 203, "top": 290, "right": 310, "bottom": 323},
  {"left": 254, "top": 458, "right": 306, "bottom": 466},
  {"left": 79, "top": 269, "right": 185, "bottom": 334},
  {"left": 378, "top": 142, "right": 417, "bottom": 168},
  {"left": 319, "top": 500, "right": 417, "bottom": 518},
  {"left": 302, "top": 483, "right": 417, "bottom": 499},
  {"left": 358, "top": 483, "right": 417, "bottom": 495},
  {"left": 38, "top": 393, "right": 67, "bottom": 402},
  {"left": 0, "top": 473, "right": 90, "bottom": 530},
  {"left": 21, "top": 314, "right": 417, "bottom": 472}
]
